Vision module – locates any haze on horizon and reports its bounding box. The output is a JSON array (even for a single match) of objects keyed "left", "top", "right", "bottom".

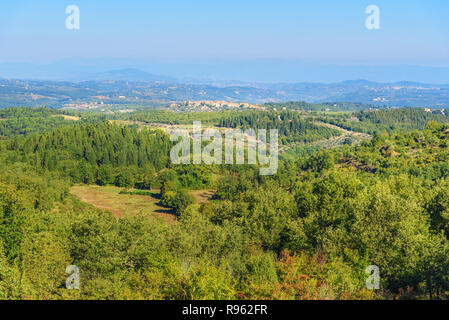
[{"left": 0, "top": 0, "right": 448, "bottom": 83}]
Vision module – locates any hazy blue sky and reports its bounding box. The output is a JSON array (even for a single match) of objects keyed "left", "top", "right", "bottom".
[{"left": 0, "top": 0, "right": 448, "bottom": 66}]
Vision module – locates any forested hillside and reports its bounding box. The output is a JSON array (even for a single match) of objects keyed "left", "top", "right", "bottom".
[
  {"left": 0, "top": 108, "right": 80, "bottom": 137},
  {"left": 217, "top": 111, "right": 341, "bottom": 144},
  {"left": 324, "top": 108, "right": 449, "bottom": 135},
  {"left": 1, "top": 107, "right": 449, "bottom": 300},
  {"left": 2, "top": 122, "right": 171, "bottom": 186}
]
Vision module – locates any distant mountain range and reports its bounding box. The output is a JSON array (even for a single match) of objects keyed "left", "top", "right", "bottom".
[
  {"left": 0, "top": 74, "right": 448, "bottom": 109},
  {"left": 85, "top": 69, "right": 176, "bottom": 83},
  {"left": 1, "top": 60, "right": 449, "bottom": 84},
  {"left": 260, "top": 80, "right": 449, "bottom": 108}
]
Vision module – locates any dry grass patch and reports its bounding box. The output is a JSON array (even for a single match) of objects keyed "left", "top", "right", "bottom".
[
  {"left": 51, "top": 115, "right": 80, "bottom": 121},
  {"left": 70, "top": 185, "right": 176, "bottom": 223},
  {"left": 189, "top": 190, "right": 216, "bottom": 204}
]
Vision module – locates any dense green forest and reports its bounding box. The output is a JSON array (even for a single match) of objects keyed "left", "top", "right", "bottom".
[
  {"left": 2, "top": 122, "right": 171, "bottom": 182},
  {"left": 1, "top": 106, "right": 449, "bottom": 300},
  {"left": 217, "top": 111, "right": 341, "bottom": 144},
  {"left": 0, "top": 107, "right": 108, "bottom": 138},
  {"left": 323, "top": 108, "right": 449, "bottom": 135},
  {"left": 0, "top": 108, "right": 77, "bottom": 137}
]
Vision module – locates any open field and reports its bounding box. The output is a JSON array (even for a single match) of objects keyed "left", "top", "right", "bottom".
[
  {"left": 51, "top": 114, "right": 80, "bottom": 121},
  {"left": 70, "top": 185, "right": 176, "bottom": 222},
  {"left": 189, "top": 189, "right": 216, "bottom": 204},
  {"left": 70, "top": 185, "right": 216, "bottom": 222}
]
